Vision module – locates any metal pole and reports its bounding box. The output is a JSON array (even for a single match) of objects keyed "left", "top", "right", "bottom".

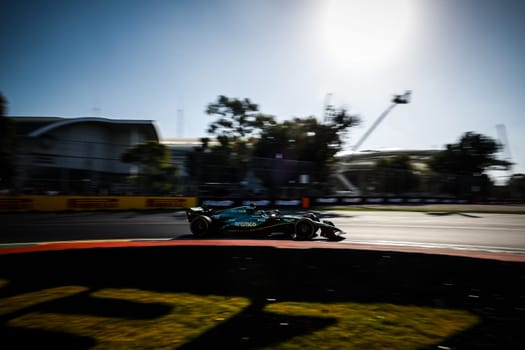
[
  {"left": 352, "top": 103, "right": 396, "bottom": 152},
  {"left": 351, "top": 90, "right": 410, "bottom": 152}
]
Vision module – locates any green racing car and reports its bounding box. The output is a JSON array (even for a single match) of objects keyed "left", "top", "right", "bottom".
[{"left": 186, "top": 204, "right": 345, "bottom": 241}]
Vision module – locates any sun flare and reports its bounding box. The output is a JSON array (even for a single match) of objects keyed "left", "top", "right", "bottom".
[{"left": 318, "top": 0, "right": 417, "bottom": 71}]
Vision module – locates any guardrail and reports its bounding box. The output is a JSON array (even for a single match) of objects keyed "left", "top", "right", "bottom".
[
  {"left": 199, "top": 197, "right": 473, "bottom": 209},
  {"left": 0, "top": 195, "right": 198, "bottom": 212},
  {"left": 1, "top": 195, "right": 522, "bottom": 212},
  {"left": 199, "top": 197, "right": 524, "bottom": 209}
]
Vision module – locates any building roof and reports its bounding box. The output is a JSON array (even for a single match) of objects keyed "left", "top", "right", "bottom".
[
  {"left": 10, "top": 116, "right": 64, "bottom": 135},
  {"left": 9, "top": 116, "right": 159, "bottom": 140},
  {"left": 161, "top": 137, "right": 220, "bottom": 150},
  {"left": 335, "top": 148, "right": 440, "bottom": 160}
]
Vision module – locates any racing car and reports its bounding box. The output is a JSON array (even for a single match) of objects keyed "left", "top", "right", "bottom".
[{"left": 185, "top": 204, "right": 345, "bottom": 241}]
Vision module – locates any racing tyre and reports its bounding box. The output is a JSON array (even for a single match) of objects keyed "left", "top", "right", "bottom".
[
  {"left": 294, "top": 219, "right": 316, "bottom": 240},
  {"left": 190, "top": 216, "right": 212, "bottom": 237}
]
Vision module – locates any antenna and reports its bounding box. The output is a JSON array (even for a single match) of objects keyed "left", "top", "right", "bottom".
[
  {"left": 177, "top": 109, "right": 184, "bottom": 138},
  {"left": 323, "top": 93, "right": 333, "bottom": 123},
  {"left": 91, "top": 107, "right": 102, "bottom": 116},
  {"left": 496, "top": 124, "right": 513, "bottom": 172},
  {"left": 496, "top": 124, "right": 511, "bottom": 160}
]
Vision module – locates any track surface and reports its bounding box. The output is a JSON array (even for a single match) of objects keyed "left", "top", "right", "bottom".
[{"left": 1, "top": 209, "right": 524, "bottom": 260}]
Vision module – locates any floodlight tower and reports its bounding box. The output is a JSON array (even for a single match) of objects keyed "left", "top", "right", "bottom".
[{"left": 335, "top": 91, "right": 412, "bottom": 194}]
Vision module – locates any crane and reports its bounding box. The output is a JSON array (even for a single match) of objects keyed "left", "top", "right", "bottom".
[{"left": 335, "top": 91, "right": 412, "bottom": 195}]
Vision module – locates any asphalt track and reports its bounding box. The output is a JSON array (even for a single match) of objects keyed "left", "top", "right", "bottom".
[{"left": 2, "top": 208, "right": 525, "bottom": 261}]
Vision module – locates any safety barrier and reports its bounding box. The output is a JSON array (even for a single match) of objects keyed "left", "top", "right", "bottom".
[
  {"left": 0, "top": 195, "right": 198, "bottom": 212},
  {"left": 2, "top": 195, "right": 521, "bottom": 212},
  {"left": 198, "top": 197, "right": 473, "bottom": 209}
]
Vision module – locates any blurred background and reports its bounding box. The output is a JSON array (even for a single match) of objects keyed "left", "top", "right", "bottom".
[{"left": 1, "top": 0, "right": 524, "bottom": 201}]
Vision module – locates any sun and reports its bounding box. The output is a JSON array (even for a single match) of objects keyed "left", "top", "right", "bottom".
[{"left": 317, "top": 0, "right": 417, "bottom": 72}]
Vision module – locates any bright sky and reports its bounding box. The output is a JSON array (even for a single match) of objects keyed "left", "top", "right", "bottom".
[{"left": 2, "top": 0, "right": 525, "bottom": 178}]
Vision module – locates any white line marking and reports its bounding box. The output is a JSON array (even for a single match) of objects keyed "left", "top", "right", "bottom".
[{"left": 346, "top": 239, "right": 525, "bottom": 254}]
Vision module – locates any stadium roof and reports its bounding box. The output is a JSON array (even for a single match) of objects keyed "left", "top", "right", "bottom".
[{"left": 335, "top": 148, "right": 441, "bottom": 160}]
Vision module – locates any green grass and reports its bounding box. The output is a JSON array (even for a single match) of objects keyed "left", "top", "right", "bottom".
[
  {"left": 1, "top": 284, "right": 251, "bottom": 349},
  {"left": 264, "top": 301, "right": 478, "bottom": 350},
  {"left": 1, "top": 279, "right": 478, "bottom": 349}
]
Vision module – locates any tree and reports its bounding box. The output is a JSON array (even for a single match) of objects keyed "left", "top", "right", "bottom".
[
  {"left": 429, "top": 132, "right": 511, "bottom": 175},
  {"left": 507, "top": 173, "right": 525, "bottom": 199},
  {"left": 189, "top": 96, "right": 360, "bottom": 195},
  {"left": 324, "top": 104, "right": 362, "bottom": 134},
  {"left": 120, "top": 141, "right": 177, "bottom": 194},
  {"left": 185, "top": 137, "right": 245, "bottom": 187},
  {"left": 428, "top": 132, "right": 511, "bottom": 197},
  {"left": 206, "top": 95, "right": 275, "bottom": 149},
  {"left": 191, "top": 96, "right": 276, "bottom": 187},
  {"left": 0, "top": 92, "right": 16, "bottom": 189},
  {"left": 252, "top": 106, "right": 360, "bottom": 191},
  {"left": 371, "top": 155, "right": 420, "bottom": 194}
]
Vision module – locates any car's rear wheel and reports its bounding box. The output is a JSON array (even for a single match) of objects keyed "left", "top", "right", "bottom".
[
  {"left": 294, "top": 219, "right": 316, "bottom": 240},
  {"left": 190, "top": 216, "right": 212, "bottom": 237}
]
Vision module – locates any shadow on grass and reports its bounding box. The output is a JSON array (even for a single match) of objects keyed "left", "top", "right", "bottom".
[
  {"left": 0, "top": 327, "right": 96, "bottom": 350},
  {"left": 37, "top": 289, "right": 173, "bottom": 319},
  {"left": 178, "top": 300, "right": 337, "bottom": 349},
  {"left": 0, "top": 246, "right": 524, "bottom": 349}
]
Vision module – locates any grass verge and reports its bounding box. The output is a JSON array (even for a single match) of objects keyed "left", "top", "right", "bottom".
[
  {"left": 1, "top": 281, "right": 478, "bottom": 349},
  {"left": 0, "top": 245, "right": 523, "bottom": 349}
]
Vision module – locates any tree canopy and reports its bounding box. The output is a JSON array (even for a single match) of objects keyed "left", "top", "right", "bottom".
[
  {"left": 254, "top": 106, "right": 359, "bottom": 157},
  {"left": 195, "top": 96, "right": 362, "bottom": 193},
  {"left": 428, "top": 132, "right": 512, "bottom": 197},
  {"left": 120, "top": 141, "right": 177, "bottom": 194},
  {"left": 429, "top": 131, "right": 512, "bottom": 175},
  {"left": 206, "top": 95, "right": 276, "bottom": 147},
  {"left": 507, "top": 173, "right": 525, "bottom": 199},
  {"left": 371, "top": 154, "right": 419, "bottom": 194},
  {"left": 253, "top": 116, "right": 344, "bottom": 168}
]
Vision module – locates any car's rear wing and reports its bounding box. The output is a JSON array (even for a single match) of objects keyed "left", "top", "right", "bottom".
[{"left": 185, "top": 206, "right": 213, "bottom": 222}]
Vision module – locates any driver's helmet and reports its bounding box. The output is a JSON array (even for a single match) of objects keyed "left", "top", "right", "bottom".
[
  {"left": 246, "top": 203, "right": 257, "bottom": 213},
  {"left": 270, "top": 209, "right": 280, "bottom": 217}
]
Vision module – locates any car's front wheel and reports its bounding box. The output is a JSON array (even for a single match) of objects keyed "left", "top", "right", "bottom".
[
  {"left": 294, "top": 219, "right": 316, "bottom": 240},
  {"left": 190, "top": 216, "right": 212, "bottom": 237},
  {"left": 320, "top": 221, "right": 342, "bottom": 241}
]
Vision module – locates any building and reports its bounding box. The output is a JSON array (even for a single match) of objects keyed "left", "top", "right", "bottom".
[
  {"left": 11, "top": 116, "right": 159, "bottom": 194},
  {"left": 160, "top": 138, "right": 442, "bottom": 196},
  {"left": 333, "top": 148, "right": 440, "bottom": 195},
  {"left": 335, "top": 148, "right": 438, "bottom": 172},
  {"left": 161, "top": 137, "right": 218, "bottom": 178}
]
